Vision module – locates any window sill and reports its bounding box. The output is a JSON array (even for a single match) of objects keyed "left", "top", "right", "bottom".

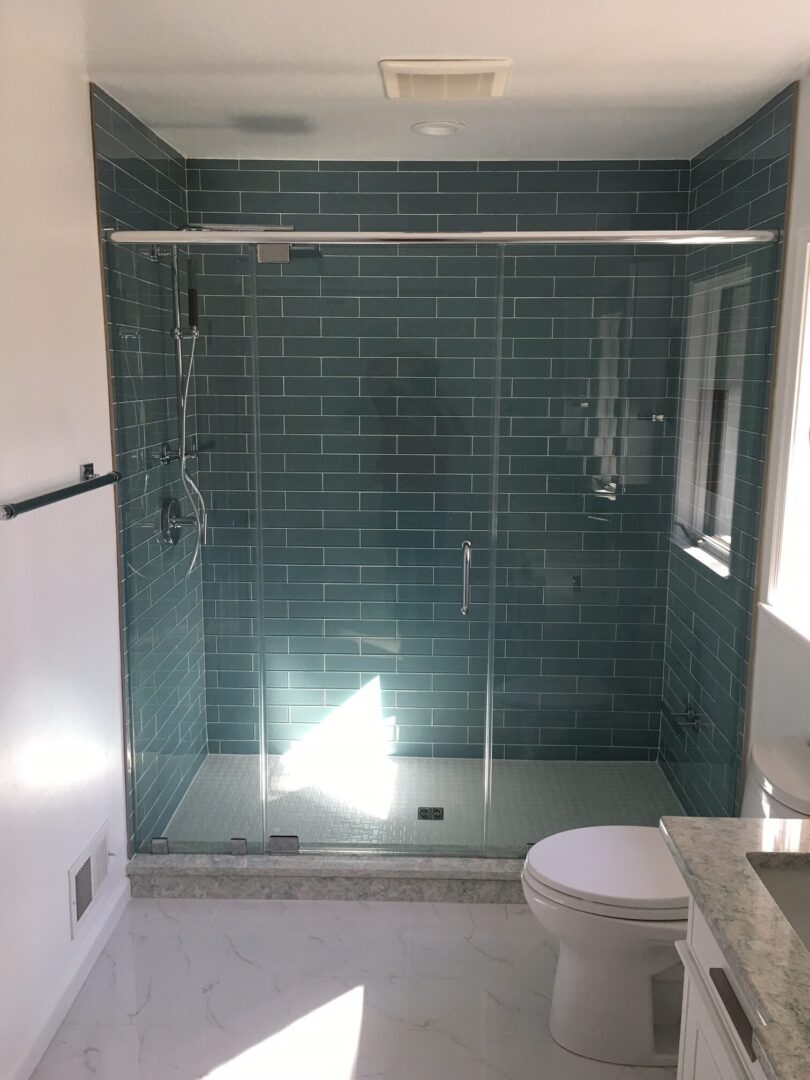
[
  {"left": 760, "top": 601, "right": 810, "bottom": 648},
  {"left": 678, "top": 540, "right": 731, "bottom": 578}
]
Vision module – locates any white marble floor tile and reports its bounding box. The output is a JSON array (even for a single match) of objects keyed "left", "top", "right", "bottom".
[
  {"left": 300, "top": 901, "right": 413, "bottom": 978},
  {"left": 151, "top": 1019, "right": 285, "bottom": 1079},
  {"left": 35, "top": 898, "right": 679, "bottom": 1080},
  {"left": 289, "top": 975, "right": 410, "bottom": 1079},
  {"left": 123, "top": 899, "right": 220, "bottom": 937},
  {"left": 31, "top": 1025, "right": 168, "bottom": 1079},
  {"left": 409, "top": 902, "right": 513, "bottom": 981},
  {"left": 63, "top": 926, "right": 212, "bottom": 1029},
  {"left": 210, "top": 898, "right": 315, "bottom": 936}
]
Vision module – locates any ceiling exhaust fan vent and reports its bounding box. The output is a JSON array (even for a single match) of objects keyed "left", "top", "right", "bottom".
[{"left": 379, "top": 59, "right": 511, "bottom": 101}]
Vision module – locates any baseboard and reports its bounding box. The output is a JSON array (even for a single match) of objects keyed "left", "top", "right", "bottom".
[{"left": 12, "top": 875, "right": 130, "bottom": 1080}]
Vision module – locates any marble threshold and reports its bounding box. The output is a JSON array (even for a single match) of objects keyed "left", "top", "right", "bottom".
[{"left": 127, "top": 853, "right": 526, "bottom": 902}]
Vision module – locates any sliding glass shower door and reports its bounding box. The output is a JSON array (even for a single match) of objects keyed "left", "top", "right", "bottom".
[
  {"left": 256, "top": 244, "right": 501, "bottom": 853},
  {"left": 109, "top": 229, "right": 776, "bottom": 857},
  {"left": 487, "top": 243, "right": 684, "bottom": 853}
]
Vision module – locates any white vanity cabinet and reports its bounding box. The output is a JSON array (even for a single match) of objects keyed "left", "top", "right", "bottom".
[{"left": 676, "top": 903, "right": 769, "bottom": 1080}]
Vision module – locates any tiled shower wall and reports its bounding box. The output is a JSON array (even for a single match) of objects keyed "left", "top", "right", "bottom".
[
  {"left": 187, "top": 161, "right": 687, "bottom": 758},
  {"left": 91, "top": 87, "right": 208, "bottom": 845},
  {"left": 660, "top": 86, "right": 795, "bottom": 815}
]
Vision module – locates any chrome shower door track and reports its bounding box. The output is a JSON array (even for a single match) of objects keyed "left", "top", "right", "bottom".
[{"left": 108, "top": 228, "right": 778, "bottom": 247}]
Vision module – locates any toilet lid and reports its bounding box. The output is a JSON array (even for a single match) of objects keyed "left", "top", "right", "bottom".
[{"left": 524, "top": 826, "right": 688, "bottom": 913}]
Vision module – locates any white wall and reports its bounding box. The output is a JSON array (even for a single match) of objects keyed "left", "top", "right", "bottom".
[
  {"left": 749, "top": 72, "right": 810, "bottom": 749},
  {"left": 0, "top": 2, "right": 129, "bottom": 1077}
]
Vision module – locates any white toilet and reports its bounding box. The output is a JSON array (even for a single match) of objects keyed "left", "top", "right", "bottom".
[
  {"left": 740, "top": 735, "right": 810, "bottom": 818},
  {"left": 522, "top": 824, "right": 688, "bottom": 1067},
  {"left": 522, "top": 737, "right": 810, "bottom": 1068}
]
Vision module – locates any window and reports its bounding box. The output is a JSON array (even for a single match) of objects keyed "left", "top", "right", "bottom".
[{"left": 674, "top": 266, "right": 751, "bottom": 577}]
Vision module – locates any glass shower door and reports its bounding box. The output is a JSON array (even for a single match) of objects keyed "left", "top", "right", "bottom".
[
  {"left": 256, "top": 242, "right": 501, "bottom": 853},
  {"left": 487, "top": 243, "right": 684, "bottom": 855}
]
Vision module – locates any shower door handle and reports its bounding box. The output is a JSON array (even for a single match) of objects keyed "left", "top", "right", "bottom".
[{"left": 460, "top": 540, "right": 472, "bottom": 615}]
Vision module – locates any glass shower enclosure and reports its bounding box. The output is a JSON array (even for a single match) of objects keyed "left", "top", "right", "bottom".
[{"left": 103, "top": 229, "right": 776, "bottom": 857}]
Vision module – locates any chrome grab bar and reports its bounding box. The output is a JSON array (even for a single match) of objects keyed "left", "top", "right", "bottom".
[{"left": 461, "top": 540, "right": 472, "bottom": 615}]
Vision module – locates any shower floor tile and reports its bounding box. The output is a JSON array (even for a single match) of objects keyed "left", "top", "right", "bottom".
[{"left": 164, "top": 755, "right": 683, "bottom": 855}]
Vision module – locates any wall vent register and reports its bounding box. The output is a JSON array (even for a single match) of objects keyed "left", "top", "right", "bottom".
[{"left": 68, "top": 823, "right": 110, "bottom": 937}]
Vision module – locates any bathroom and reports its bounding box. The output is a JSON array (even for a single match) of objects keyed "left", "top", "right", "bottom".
[{"left": 3, "top": 1, "right": 810, "bottom": 1077}]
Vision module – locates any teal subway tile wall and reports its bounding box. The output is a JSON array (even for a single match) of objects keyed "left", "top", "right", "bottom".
[
  {"left": 91, "top": 86, "right": 208, "bottom": 846},
  {"left": 659, "top": 85, "right": 795, "bottom": 815},
  {"left": 186, "top": 162, "right": 687, "bottom": 761},
  {"left": 92, "top": 84, "right": 794, "bottom": 847}
]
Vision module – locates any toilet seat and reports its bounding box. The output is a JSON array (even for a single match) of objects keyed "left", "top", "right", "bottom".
[
  {"left": 524, "top": 825, "right": 688, "bottom": 922},
  {"left": 523, "top": 871, "right": 688, "bottom": 922}
]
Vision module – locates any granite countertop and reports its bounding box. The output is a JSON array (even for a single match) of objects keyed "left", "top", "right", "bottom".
[{"left": 660, "top": 816, "right": 810, "bottom": 1080}]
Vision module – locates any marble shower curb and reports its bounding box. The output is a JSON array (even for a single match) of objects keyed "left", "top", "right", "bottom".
[{"left": 127, "top": 853, "right": 525, "bottom": 902}]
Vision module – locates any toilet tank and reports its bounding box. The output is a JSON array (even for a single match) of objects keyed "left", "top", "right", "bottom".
[{"left": 741, "top": 736, "right": 810, "bottom": 819}]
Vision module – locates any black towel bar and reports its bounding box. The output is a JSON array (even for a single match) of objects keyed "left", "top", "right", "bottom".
[{"left": 2, "top": 467, "right": 121, "bottom": 520}]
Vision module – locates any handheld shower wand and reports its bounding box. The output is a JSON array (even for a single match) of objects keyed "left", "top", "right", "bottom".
[{"left": 169, "top": 246, "right": 207, "bottom": 578}]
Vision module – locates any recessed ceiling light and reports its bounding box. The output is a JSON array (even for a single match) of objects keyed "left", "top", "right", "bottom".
[{"left": 410, "top": 120, "right": 466, "bottom": 138}]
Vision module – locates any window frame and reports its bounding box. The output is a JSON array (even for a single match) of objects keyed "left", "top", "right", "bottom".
[{"left": 674, "top": 265, "right": 752, "bottom": 577}]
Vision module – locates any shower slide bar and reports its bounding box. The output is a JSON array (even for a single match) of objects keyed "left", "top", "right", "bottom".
[
  {"left": 2, "top": 466, "right": 121, "bottom": 521},
  {"left": 108, "top": 228, "right": 778, "bottom": 247}
]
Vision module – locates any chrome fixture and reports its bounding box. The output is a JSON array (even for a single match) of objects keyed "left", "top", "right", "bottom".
[
  {"left": 157, "top": 438, "right": 215, "bottom": 466},
  {"left": 461, "top": 540, "right": 472, "bottom": 615},
  {"left": 109, "top": 228, "right": 778, "bottom": 248},
  {"left": 166, "top": 246, "right": 207, "bottom": 577},
  {"left": 661, "top": 699, "right": 701, "bottom": 730},
  {"left": 186, "top": 221, "right": 293, "bottom": 264},
  {"left": 590, "top": 475, "right": 619, "bottom": 500},
  {"left": 160, "top": 496, "right": 200, "bottom": 546},
  {"left": 268, "top": 835, "right": 300, "bottom": 855}
]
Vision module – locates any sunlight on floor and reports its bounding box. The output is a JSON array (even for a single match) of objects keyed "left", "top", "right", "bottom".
[
  {"left": 275, "top": 677, "right": 397, "bottom": 819},
  {"left": 208, "top": 986, "right": 364, "bottom": 1079}
]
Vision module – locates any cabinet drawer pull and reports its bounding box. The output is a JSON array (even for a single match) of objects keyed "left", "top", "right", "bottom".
[{"left": 709, "top": 967, "right": 756, "bottom": 1062}]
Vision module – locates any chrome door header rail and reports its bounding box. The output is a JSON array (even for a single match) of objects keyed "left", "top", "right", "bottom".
[{"left": 108, "top": 228, "right": 778, "bottom": 247}]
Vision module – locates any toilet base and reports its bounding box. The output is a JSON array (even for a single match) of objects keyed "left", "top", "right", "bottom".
[
  {"left": 523, "top": 876, "right": 686, "bottom": 1068},
  {"left": 549, "top": 941, "right": 682, "bottom": 1066}
]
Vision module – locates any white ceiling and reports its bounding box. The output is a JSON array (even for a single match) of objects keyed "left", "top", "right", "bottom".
[{"left": 86, "top": 0, "right": 810, "bottom": 161}]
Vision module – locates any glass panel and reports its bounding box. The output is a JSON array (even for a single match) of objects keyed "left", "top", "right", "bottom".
[
  {"left": 256, "top": 243, "right": 501, "bottom": 853},
  {"left": 488, "top": 243, "right": 686, "bottom": 855},
  {"left": 108, "top": 242, "right": 263, "bottom": 852}
]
